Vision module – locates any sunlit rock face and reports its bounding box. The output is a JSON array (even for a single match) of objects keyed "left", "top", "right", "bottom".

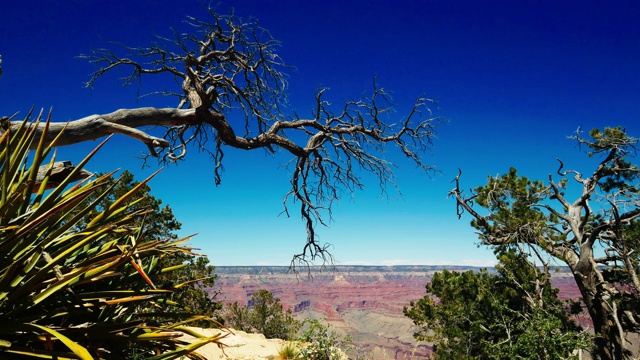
[{"left": 214, "top": 265, "right": 579, "bottom": 359}]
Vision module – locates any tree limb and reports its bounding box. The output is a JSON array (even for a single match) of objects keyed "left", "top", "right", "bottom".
[
  {"left": 5, "top": 9, "right": 440, "bottom": 266},
  {"left": 35, "top": 161, "right": 92, "bottom": 191}
]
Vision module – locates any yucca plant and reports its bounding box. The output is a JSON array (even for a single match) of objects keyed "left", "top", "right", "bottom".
[
  {"left": 0, "top": 110, "right": 228, "bottom": 359},
  {"left": 277, "top": 342, "right": 299, "bottom": 360}
]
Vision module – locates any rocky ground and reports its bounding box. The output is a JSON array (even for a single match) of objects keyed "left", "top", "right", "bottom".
[{"left": 182, "top": 327, "right": 287, "bottom": 359}]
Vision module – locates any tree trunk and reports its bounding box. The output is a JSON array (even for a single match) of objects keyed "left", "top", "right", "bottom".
[{"left": 573, "top": 259, "right": 627, "bottom": 359}]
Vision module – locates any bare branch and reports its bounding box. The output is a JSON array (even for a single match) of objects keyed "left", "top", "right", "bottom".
[
  {"left": 35, "top": 161, "right": 93, "bottom": 192},
  {"left": 6, "top": 9, "right": 440, "bottom": 265}
]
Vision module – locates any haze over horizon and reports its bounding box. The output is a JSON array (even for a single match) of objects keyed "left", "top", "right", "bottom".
[{"left": 2, "top": 0, "right": 639, "bottom": 266}]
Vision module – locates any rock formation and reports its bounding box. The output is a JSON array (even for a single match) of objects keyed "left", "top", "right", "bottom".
[{"left": 213, "top": 265, "right": 579, "bottom": 359}]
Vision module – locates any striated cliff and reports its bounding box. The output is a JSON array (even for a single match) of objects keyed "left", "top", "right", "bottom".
[{"left": 214, "top": 265, "right": 578, "bottom": 359}]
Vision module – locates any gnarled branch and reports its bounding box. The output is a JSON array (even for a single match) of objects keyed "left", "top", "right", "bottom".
[{"left": 6, "top": 8, "right": 440, "bottom": 266}]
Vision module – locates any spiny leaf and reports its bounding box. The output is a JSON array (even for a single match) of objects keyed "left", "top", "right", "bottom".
[
  {"left": 26, "top": 324, "right": 93, "bottom": 360},
  {"left": 145, "top": 334, "right": 228, "bottom": 360},
  {"left": 87, "top": 168, "right": 162, "bottom": 228}
]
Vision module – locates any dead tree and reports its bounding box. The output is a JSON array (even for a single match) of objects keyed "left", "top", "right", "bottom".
[
  {"left": 450, "top": 127, "right": 640, "bottom": 359},
  {"left": 1, "top": 9, "right": 439, "bottom": 266}
]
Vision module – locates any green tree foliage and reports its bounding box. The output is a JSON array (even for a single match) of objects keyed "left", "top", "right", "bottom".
[
  {"left": 0, "top": 114, "right": 227, "bottom": 359},
  {"left": 225, "top": 289, "right": 301, "bottom": 340},
  {"left": 450, "top": 127, "right": 640, "bottom": 359},
  {"left": 404, "top": 250, "right": 588, "bottom": 359},
  {"left": 75, "top": 170, "right": 222, "bottom": 325}
]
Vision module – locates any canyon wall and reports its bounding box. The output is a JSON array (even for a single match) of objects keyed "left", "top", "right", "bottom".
[{"left": 214, "top": 265, "right": 578, "bottom": 359}]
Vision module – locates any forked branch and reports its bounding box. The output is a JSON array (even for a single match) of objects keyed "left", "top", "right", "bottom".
[{"left": 4, "top": 8, "right": 440, "bottom": 265}]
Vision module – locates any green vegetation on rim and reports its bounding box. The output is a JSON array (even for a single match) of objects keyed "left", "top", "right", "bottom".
[
  {"left": 74, "top": 170, "right": 222, "bottom": 327},
  {"left": 405, "top": 249, "right": 589, "bottom": 359},
  {"left": 451, "top": 127, "right": 640, "bottom": 359},
  {"left": 0, "top": 113, "right": 225, "bottom": 358},
  {"left": 225, "top": 289, "right": 301, "bottom": 340}
]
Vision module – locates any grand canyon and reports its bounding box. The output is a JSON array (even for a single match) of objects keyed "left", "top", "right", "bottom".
[{"left": 213, "top": 265, "right": 580, "bottom": 359}]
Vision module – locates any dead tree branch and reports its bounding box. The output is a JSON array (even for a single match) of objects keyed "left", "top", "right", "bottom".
[{"left": 4, "top": 9, "right": 440, "bottom": 266}]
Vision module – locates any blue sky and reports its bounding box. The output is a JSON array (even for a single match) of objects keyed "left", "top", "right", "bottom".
[{"left": 2, "top": 1, "right": 639, "bottom": 266}]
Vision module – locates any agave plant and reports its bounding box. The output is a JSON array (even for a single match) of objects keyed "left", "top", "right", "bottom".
[{"left": 0, "top": 110, "right": 227, "bottom": 359}]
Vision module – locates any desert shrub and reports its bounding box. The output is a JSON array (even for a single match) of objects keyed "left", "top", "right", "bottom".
[
  {"left": 296, "top": 319, "right": 352, "bottom": 360},
  {"left": 0, "top": 115, "right": 226, "bottom": 358},
  {"left": 277, "top": 341, "right": 300, "bottom": 359},
  {"left": 225, "top": 289, "right": 301, "bottom": 340}
]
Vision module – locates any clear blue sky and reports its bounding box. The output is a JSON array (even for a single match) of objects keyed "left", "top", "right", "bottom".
[{"left": 2, "top": 1, "right": 639, "bottom": 266}]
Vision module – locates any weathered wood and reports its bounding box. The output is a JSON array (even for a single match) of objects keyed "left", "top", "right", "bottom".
[
  {"left": 35, "top": 161, "right": 92, "bottom": 191},
  {"left": 2, "top": 10, "right": 440, "bottom": 269},
  {"left": 2, "top": 108, "right": 200, "bottom": 154}
]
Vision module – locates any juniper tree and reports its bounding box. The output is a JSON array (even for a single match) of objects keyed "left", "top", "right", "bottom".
[{"left": 450, "top": 127, "right": 640, "bottom": 359}]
